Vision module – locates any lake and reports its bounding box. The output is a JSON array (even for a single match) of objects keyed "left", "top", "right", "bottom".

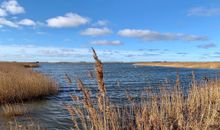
[{"left": 1, "top": 63, "right": 220, "bottom": 129}]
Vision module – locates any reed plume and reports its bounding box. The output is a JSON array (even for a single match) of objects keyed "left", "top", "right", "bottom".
[{"left": 92, "top": 48, "right": 106, "bottom": 95}]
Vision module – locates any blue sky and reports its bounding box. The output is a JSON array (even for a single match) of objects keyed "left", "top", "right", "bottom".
[{"left": 0, "top": 0, "right": 220, "bottom": 62}]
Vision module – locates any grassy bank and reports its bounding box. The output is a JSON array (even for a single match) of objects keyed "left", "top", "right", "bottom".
[
  {"left": 134, "top": 62, "right": 220, "bottom": 69},
  {"left": 66, "top": 50, "right": 220, "bottom": 130},
  {"left": 0, "top": 62, "right": 58, "bottom": 103}
]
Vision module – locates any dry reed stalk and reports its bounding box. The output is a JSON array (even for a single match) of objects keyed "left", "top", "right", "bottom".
[
  {"left": 92, "top": 48, "right": 106, "bottom": 95},
  {"left": 88, "top": 71, "right": 94, "bottom": 79},
  {"left": 77, "top": 79, "right": 104, "bottom": 129},
  {"left": 65, "top": 73, "right": 72, "bottom": 85},
  {"left": 67, "top": 49, "right": 220, "bottom": 130},
  {"left": 92, "top": 48, "right": 108, "bottom": 130}
]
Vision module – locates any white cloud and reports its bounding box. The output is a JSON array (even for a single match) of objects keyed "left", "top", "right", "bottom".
[
  {"left": 90, "top": 40, "right": 123, "bottom": 46},
  {"left": 0, "top": 18, "right": 18, "bottom": 28},
  {"left": 188, "top": 7, "right": 220, "bottom": 16},
  {"left": 118, "top": 29, "right": 208, "bottom": 41},
  {"left": 1, "top": 0, "right": 25, "bottom": 15},
  {"left": 18, "top": 19, "right": 36, "bottom": 26},
  {"left": 94, "top": 20, "right": 109, "bottom": 26},
  {"left": 197, "top": 43, "right": 216, "bottom": 49},
  {"left": 0, "top": 18, "right": 37, "bottom": 28},
  {"left": 36, "top": 31, "right": 49, "bottom": 35},
  {"left": 80, "top": 27, "right": 112, "bottom": 36},
  {"left": 47, "top": 12, "right": 89, "bottom": 28},
  {"left": 0, "top": 8, "right": 7, "bottom": 16}
]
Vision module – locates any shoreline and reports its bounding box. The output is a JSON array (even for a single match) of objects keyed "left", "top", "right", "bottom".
[{"left": 134, "top": 62, "right": 220, "bottom": 69}]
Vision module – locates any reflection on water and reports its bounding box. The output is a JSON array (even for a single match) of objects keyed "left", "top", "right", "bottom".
[{"left": 1, "top": 63, "right": 220, "bottom": 129}]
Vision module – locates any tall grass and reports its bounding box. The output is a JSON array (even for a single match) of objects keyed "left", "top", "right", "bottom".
[
  {"left": 0, "top": 62, "right": 58, "bottom": 103},
  {"left": 66, "top": 49, "right": 220, "bottom": 130}
]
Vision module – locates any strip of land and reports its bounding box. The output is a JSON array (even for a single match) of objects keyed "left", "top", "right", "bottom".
[{"left": 134, "top": 62, "right": 220, "bottom": 69}]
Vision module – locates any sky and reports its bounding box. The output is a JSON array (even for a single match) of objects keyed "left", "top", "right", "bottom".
[{"left": 0, "top": 0, "right": 220, "bottom": 62}]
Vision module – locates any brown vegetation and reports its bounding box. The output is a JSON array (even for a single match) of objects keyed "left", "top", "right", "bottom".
[
  {"left": 23, "top": 63, "right": 40, "bottom": 68},
  {"left": 1, "top": 103, "right": 29, "bottom": 117},
  {"left": 1, "top": 120, "right": 42, "bottom": 130},
  {"left": 0, "top": 62, "right": 58, "bottom": 103},
  {"left": 134, "top": 62, "right": 220, "bottom": 69},
  {"left": 66, "top": 50, "right": 220, "bottom": 130}
]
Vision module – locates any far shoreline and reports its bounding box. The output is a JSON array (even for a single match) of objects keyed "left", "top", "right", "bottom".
[{"left": 133, "top": 62, "right": 220, "bottom": 69}]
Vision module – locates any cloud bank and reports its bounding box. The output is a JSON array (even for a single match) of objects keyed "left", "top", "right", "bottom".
[
  {"left": 188, "top": 7, "right": 220, "bottom": 16},
  {"left": 0, "top": 44, "right": 170, "bottom": 62},
  {"left": 80, "top": 27, "right": 112, "bottom": 36},
  {"left": 197, "top": 43, "right": 216, "bottom": 49},
  {"left": 118, "top": 29, "right": 208, "bottom": 41},
  {"left": 90, "top": 40, "right": 123, "bottom": 46}
]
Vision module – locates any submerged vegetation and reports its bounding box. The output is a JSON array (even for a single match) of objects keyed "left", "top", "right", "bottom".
[
  {"left": 1, "top": 103, "right": 29, "bottom": 117},
  {"left": 66, "top": 49, "right": 220, "bottom": 130},
  {"left": 0, "top": 62, "right": 58, "bottom": 103},
  {"left": 0, "top": 120, "right": 42, "bottom": 130}
]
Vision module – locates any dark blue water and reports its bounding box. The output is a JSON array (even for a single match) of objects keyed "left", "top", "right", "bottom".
[
  {"left": 1, "top": 63, "right": 220, "bottom": 130},
  {"left": 38, "top": 63, "right": 220, "bottom": 100}
]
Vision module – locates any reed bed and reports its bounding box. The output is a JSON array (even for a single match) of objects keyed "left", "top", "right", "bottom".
[
  {"left": 66, "top": 49, "right": 220, "bottom": 130},
  {"left": 0, "top": 62, "right": 58, "bottom": 103}
]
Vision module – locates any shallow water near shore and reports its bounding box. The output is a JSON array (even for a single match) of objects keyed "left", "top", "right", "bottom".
[{"left": 1, "top": 63, "right": 220, "bottom": 129}]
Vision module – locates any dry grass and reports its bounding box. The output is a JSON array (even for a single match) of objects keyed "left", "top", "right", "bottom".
[
  {"left": 66, "top": 49, "right": 220, "bottom": 130},
  {"left": 0, "top": 62, "right": 58, "bottom": 103},
  {"left": 134, "top": 62, "right": 220, "bottom": 69}
]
